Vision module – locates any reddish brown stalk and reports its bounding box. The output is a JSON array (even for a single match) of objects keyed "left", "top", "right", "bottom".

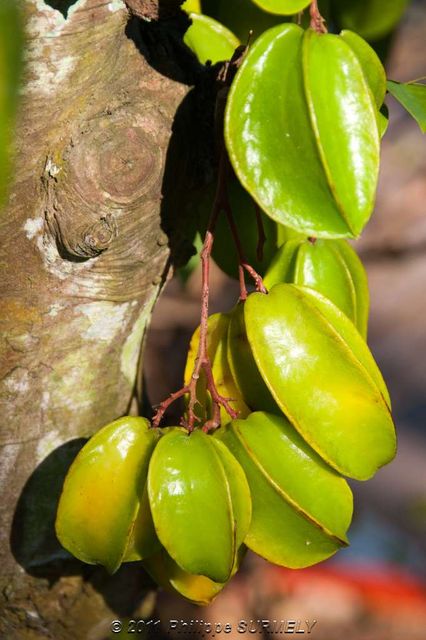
[
  {"left": 152, "top": 149, "right": 238, "bottom": 432},
  {"left": 224, "top": 201, "right": 267, "bottom": 295},
  {"left": 309, "top": 0, "right": 327, "bottom": 33}
]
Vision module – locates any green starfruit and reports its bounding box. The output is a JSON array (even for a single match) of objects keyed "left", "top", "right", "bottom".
[
  {"left": 148, "top": 428, "right": 251, "bottom": 583},
  {"left": 218, "top": 412, "right": 353, "bottom": 567},
  {"left": 244, "top": 284, "right": 396, "bottom": 480},
  {"left": 211, "top": 319, "right": 250, "bottom": 425},
  {"left": 264, "top": 238, "right": 369, "bottom": 337},
  {"left": 142, "top": 545, "right": 246, "bottom": 605},
  {"left": 227, "top": 302, "right": 279, "bottom": 415},
  {"left": 251, "top": 0, "right": 310, "bottom": 15},
  {"left": 184, "top": 312, "right": 249, "bottom": 425},
  {"left": 225, "top": 24, "right": 380, "bottom": 238},
  {"left": 55, "top": 417, "right": 159, "bottom": 574},
  {"left": 184, "top": 13, "right": 239, "bottom": 65}
]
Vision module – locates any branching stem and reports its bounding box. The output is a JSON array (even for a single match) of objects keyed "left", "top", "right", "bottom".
[
  {"left": 152, "top": 149, "right": 238, "bottom": 432},
  {"left": 310, "top": 0, "right": 327, "bottom": 33}
]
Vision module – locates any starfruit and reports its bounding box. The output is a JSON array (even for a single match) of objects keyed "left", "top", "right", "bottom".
[
  {"left": 217, "top": 412, "right": 353, "bottom": 567},
  {"left": 184, "top": 13, "right": 239, "bottom": 65},
  {"left": 227, "top": 302, "right": 279, "bottom": 415},
  {"left": 264, "top": 238, "right": 369, "bottom": 337},
  {"left": 225, "top": 24, "right": 382, "bottom": 238},
  {"left": 142, "top": 545, "right": 246, "bottom": 605},
  {"left": 184, "top": 312, "right": 249, "bottom": 425},
  {"left": 147, "top": 428, "right": 251, "bottom": 583},
  {"left": 183, "top": 313, "right": 229, "bottom": 424},
  {"left": 55, "top": 417, "right": 159, "bottom": 574},
  {"left": 211, "top": 318, "right": 250, "bottom": 425},
  {"left": 244, "top": 284, "right": 396, "bottom": 480},
  {"left": 252, "top": 0, "right": 310, "bottom": 14}
]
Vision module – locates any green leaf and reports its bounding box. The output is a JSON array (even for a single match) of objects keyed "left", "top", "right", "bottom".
[
  {"left": 201, "top": 0, "right": 283, "bottom": 43},
  {"left": 251, "top": 0, "right": 310, "bottom": 15},
  {"left": 387, "top": 81, "right": 426, "bottom": 134},
  {"left": 244, "top": 285, "right": 396, "bottom": 480},
  {"left": 225, "top": 24, "right": 379, "bottom": 239},
  {"left": 184, "top": 13, "right": 240, "bottom": 65},
  {"left": 147, "top": 429, "right": 251, "bottom": 583},
  {"left": 55, "top": 417, "right": 159, "bottom": 574},
  {"left": 264, "top": 238, "right": 370, "bottom": 337},
  {"left": 0, "top": 1, "right": 23, "bottom": 208},
  {"left": 217, "top": 412, "right": 353, "bottom": 567},
  {"left": 182, "top": 0, "right": 201, "bottom": 12},
  {"left": 333, "top": 0, "right": 409, "bottom": 41},
  {"left": 227, "top": 302, "right": 279, "bottom": 415}
]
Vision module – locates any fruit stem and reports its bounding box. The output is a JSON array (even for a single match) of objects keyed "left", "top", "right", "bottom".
[
  {"left": 310, "top": 0, "right": 327, "bottom": 33},
  {"left": 152, "top": 149, "right": 238, "bottom": 432}
]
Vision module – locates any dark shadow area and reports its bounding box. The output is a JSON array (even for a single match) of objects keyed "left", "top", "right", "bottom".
[
  {"left": 11, "top": 438, "right": 87, "bottom": 572},
  {"left": 10, "top": 439, "right": 156, "bottom": 617},
  {"left": 125, "top": 11, "right": 207, "bottom": 86},
  {"left": 158, "top": 83, "right": 217, "bottom": 274},
  {"left": 44, "top": 1, "right": 76, "bottom": 18}
]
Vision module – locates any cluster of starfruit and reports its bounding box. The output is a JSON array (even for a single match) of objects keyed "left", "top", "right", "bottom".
[{"left": 56, "top": 11, "right": 400, "bottom": 607}]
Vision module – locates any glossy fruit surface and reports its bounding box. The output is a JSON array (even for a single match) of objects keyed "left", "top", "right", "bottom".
[
  {"left": 148, "top": 428, "right": 251, "bottom": 582},
  {"left": 339, "top": 29, "right": 388, "bottom": 136},
  {"left": 264, "top": 238, "right": 369, "bottom": 337},
  {"left": 218, "top": 412, "right": 353, "bottom": 567},
  {"left": 55, "top": 417, "right": 159, "bottom": 574},
  {"left": 143, "top": 545, "right": 245, "bottom": 605},
  {"left": 252, "top": 0, "right": 310, "bottom": 15},
  {"left": 184, "top": 313, "right": 230, "bottom": 423},
  {"left": 227, "top": 303, "right": 279, "bottom": 414},
  {"left": 184, "top": 13, "right": 239, "bottom": 65},
  {"left": 225, "top": 24, "right": 379, "bottom": 238},
  {"left": 244, "top": 285, "right": 396, "bottom": 480},
  {"left": 211, "top": 319, "right": 250, "bottom": 425}
]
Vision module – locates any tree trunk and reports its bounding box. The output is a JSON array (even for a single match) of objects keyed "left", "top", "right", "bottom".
[{"left": 0, "top": 1, "right": 210, "bottom": 637}]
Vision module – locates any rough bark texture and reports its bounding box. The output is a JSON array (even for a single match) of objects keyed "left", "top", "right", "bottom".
[{"left": 0, "top": 1, "right": 212, "bottom": 637}]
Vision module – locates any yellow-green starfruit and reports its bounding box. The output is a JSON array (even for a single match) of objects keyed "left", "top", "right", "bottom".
[
  {"left": 244, "top": 285, "right": 396, "bottom": 480},
  {"left": 184, "top": 312, "right": 249, "bottom": 425},
  {"left": 227, "top": 302, "right": 279, "bottom": 415},
  {"left": 142, "top": 545, "right": 246, "bottom": 605},
  {"left": 55, "top": 417, "right": 159, "bottom": 574},
  {"left": 264, "top": 238, "right": 369, "bottom": 337},
  {"left": 217, "top": 412, "right": 353, "bottom": 567}
]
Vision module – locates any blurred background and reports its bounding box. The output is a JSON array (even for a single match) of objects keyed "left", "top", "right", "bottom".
[{"left": 142, "top": 1, "right": 426, "bottom": 637}]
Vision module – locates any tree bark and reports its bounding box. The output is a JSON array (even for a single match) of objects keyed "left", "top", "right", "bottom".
[{"left": 0, "top": 1, "right": 211, "bottom": 637}]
